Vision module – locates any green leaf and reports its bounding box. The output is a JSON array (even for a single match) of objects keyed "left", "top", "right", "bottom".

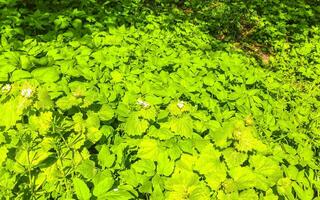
[
  {"left": 32, "top": 67, "right": 60, "bottom": 83},
  {"left": 85, "top": 111, "right": 101, "bottom": 143},
  {"left": 20, "top": 55, "right": 31, "bottom": 70},
  {"left": 69, "top": 81, "right": 88, "bottom": 97},
  {"left": 15, "top": 149, "right": 52, "bottom": 168},
  {"left": 277, "top": 178, "right": 294, "bottom": 200},
  {"left": 178, "top": 139, "right": 195, "bottom": 155},
  {"left": 292, "top": 182, "right": 314, "bottom": 200},
  {"left": 100, "top": 125, "right": 114, "bottom": 137},
  {"left": 11, "top": 70, "right": 32, "bottom": 81},
  {"left": 165, "top": 170, "right": 210, "bottom": 200},
  {"left": 76, "top": 160, "right": 97, "bottom": 180},
  {"left": 93, "top": 171, "right": 114, "bottom": 198},
  {"left": 249, "top": 155, "right": 282, "bottom": 183},
  {"left": 138, "top": 106, "right": 157, "bottom": 121},
  {"left": 145, "top": 95, "right": 163, "bottom": 105},
  {"left": 216, "top": 190, "right": 239, "bottom": 200},
  {"left": 223, "top": 148, "right": 248, "bottom": 168},
  {"left": 104, "top": 189, "right": 134, "bottom": 200},
  {"left": 119, "top": 170, "right": 142, "bottom": 187},
  {"left": 228, "top": 166, "right": 258, "bottom": 191},
  {"left": 132, "top": 159, "right": 156, "bottom": 177},
  {"left": 156, "top": 152, "right": 175, "bottom": 176},
  {"left": 234, "top": 126, "right": 267, "bottom": 152},
  {"left": 148, "top": 126, "right": 173, "bottom": 140},
  {"left": 32, "top": 151, "right": 53, "bottom": 167},
  {"left": 0, "top": 62, "right": 16, "bottom": 74},
  {"left": 203, "top": 73, "right": 215, "bottom": 86},
  {"left": 86, "top": 127, "right": 102, "bottom": 144},
  {"left": 239, "top": 189, "right": 259, "bottom": 200},
  {"left": 297, "top": 145, "right": 314, "bottom": 166},
  {"left": 123, "top": 114, "right": 149, "bottom": 136},
  {"left": 56, "top": 95, "right": 81, "bottom": 110},
  {"left": 194, "top": 145, "right": 226, "bottom": 190},
  {"left": 0, "top": 71, "right": 8, "bottom": 81},
  {"left": 151, "top": 175, "right": 165, "bottom": 200},
  {"left": 137, "top": 139, "right": 160, "bottom": 161},
  {"left": 116, "top": 103, "right": 131, "bottom": 119},
  {"left": 98, "top": 105, "right": 114, "bottom": 121},
  {"left": 175, "top": 154, "right": 197, "bottom": 171},
  {"left": 73, "top": 178, "right": 91, "bottom": 200},
  {"left": 0, "top": 98, "right": 26, "bottom": 130},
  {"left": 262, "top": 189, "right": 279, "bottom": 200},
  {"left": 98, "top": 145, "right": 115, "bottom": 168},
  {"left": 208, "top": 121, "right": 232, "bottom": 148},
  {"left": 284, "top": 166, "right": 299, "bottom": 180},
  {"left": 0, "top": 146, "right": 8, "bottom": 165},
  {"left": 169, "top": 116, "right": 193, "bottom": 138},
  {"left": 29, "top": 111, "right": 53, "bottom": 135},
  {"left": 110, "top": 70, "right": 123, "bottom": 82},
  {"left": 54, "top": 15, "right": 70, "bottom": 29},
  {"left": 35, "top": 88, "right": 54, "bottom": 109},
  {"left": 33, "top": 57, "right": 49, "bottom": 66}
]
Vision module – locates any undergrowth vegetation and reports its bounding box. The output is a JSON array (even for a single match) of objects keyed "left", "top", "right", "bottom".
[{"left": 0, "top": 0, "right": 319, "bottom": 199}]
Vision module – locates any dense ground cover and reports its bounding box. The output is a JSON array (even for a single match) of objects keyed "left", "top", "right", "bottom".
[{"left": 0, "top": 0, "right": 319, "bottom": 199}]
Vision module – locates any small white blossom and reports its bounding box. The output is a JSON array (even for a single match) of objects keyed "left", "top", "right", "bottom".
[
  {"left": 177, "top": 100, "right": 185, "bottom": 109},
  {"left": 137, "top": 99, "right": 149, "bottom": 108},
  {"left": 1, "top": 84, "right": 11, "bottom": 93},
  {"left": 113, "top": 188, "right": 119, "bottom": 192},
  {"left": 21, "top": 88, "right": 33, "bottom": 98}
]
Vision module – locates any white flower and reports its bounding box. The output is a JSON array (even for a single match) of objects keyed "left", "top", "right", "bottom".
[
  {"left": 1, "top": 84, "right": 11, "bottom": 92},
  {"left": 21, "top": 88, "right": 33, "bottom": 98},
  {"left": 177, "top": 100, "right": 185, "bottom": 109},
  {"left": 137, "top": 99, "right": 149, "bottom": 108},
  {"left": 113, "top": 188, "right": 119, "bottom": 192}
]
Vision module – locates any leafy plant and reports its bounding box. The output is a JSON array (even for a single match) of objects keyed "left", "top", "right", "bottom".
[{"left": 0, "top": 0, "right": 319, "bottom": 199}]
